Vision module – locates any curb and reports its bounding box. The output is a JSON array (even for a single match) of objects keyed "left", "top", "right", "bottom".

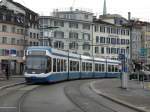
[
  {"left": 0, "top": 82, "right": 26, "bottom": 90},
  {"left": 90, "top": 81, "right": 149, "bottom": 112}
]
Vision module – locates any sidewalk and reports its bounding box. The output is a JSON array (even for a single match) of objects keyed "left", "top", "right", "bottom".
[
  {"left": 91, "top": 79, "right": 150, "bottom": 112},
  {"left": 0, "top": 75, "right": 25, "bottom": 87}
]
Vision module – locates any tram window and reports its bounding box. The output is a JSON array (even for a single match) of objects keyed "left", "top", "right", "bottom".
[
  {"left": 47, "top": 57, "right": 51, "bottom": 72},
  {"left": 102, "top": 64, "right": 104, "bottom": 72},
  {"left": 77, "top": 62, "right": 79, "bottom": 71},
  {"left": 89, "top": 63, "right": 92, "bottom": 71},
  {"left": 112, "top": 65, "right": 115, "bottom": 72},
  {"left": 108, "top": 65, "right": 111, "bottom": 72},
  {"left": 61, "top": 59, "right": 64, "bottom": 72},
  {"left": 70, "top": 61, "right": 72, "bottom": 71},
  {"left": 64, "top": 60, "right": 67, "bottom": 71},
  {"left": 99, "top": 64, "right": 101, "bottom": 72},
  {"left": 53, "top": 58, "right": 56, "bottom": 72},
  {"left": 57, "top": 59, "right": 60, "bottom": 72},
  {"left": 115, "top": 66, "right": 118, "bottom": 72},
  {"left": 72, "top": 61, "right": 76, "bottom": 71},
  {"left": 95, "top": 64, "right": 98, "bottom": 71},
  {"left": 86, "top": 63, "right": 89, "bottom": 71},
  {"left": 82, "top": 62, "right": 85, "bottom": 71}
]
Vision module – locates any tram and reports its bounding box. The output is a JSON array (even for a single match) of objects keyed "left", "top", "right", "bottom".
[{"left": 24, "top": 46, "right": 121, "bottom": 83}]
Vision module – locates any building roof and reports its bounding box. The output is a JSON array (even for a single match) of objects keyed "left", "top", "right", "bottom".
[
  {"left": 100, "top": 14, "right": 123, "bottom": 19},
  {"left": 93, "top": 18, "right": 114, "bottom": 25},
  {"left": 6, "top": 0, "right": 38, "bottom": 15}
]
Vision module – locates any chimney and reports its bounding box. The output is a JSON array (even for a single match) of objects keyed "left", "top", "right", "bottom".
[{"left": 128, "top": 12, "right": 131, "bottom": 20}]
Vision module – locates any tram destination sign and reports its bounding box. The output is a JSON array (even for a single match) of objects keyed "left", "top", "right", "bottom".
[{"left": 28, "top": 51, "right": 46, "bottom": 55}]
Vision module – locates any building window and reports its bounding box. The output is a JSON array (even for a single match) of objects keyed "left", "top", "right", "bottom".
[
  {"left": 126, "top": 30, "right": 130, "bottom": 35},
  {"left": 69, "top": 32, "right": 78, "bottom": 39},
  {"left": 11, "top": 38, "right": 16, "bottom": 45},
  {"left": 107, "top": 27, "right": 110, "bottom": 33},
  {"left": 69, "top": 42, "right": 78, "bottom": 50},
  {"left": 54, "top": 41, "right": 64, "bottom": 49},
  {"left": 117, "top": 38, "right": 120, "bottom": 44},
  {"left": 83, "top": 33, "right": 90, "bottom": 41},
  {"left": 0, "top": 13, "right": 3, "bottom": 20},
  {"left": 54, "top": 31, "right": 64, "bottom": 38},
  {"left": 106, "top": 47, "right": 110, "bottom": 54},
  {"left": 101, "top": 47, "right": 105, "bottom": 54},
  {"left": 121, "top": 39, "right": 125, "bottom": 44},
  {"left": 111, "top": 48, "right": 117, "bottom": 54},
  {"left": 106, "top": 37, "right": 110, "bottom": 44},
  {"left": 2, "top": 37, "right": 7, "bottom": 44},
  {"left": 33, "top": 33, "right": 36, "bottom": 38},
  {"left": 83, "top": 24, "right": 90, "bottom": 30},
  {"left": 95, "top": 47, "right": 99, "bottom": 53},
  {"left": 83, "top": 43, "right": 90, "bottom": 50},
  {"left": 96, "top": 36, "right": 99, "bottom": 43},
  {"left": 30, "top": 41, "right": 32, "bottom": 46},
  {"left": 100, "top": 37, "right": 105, "bottom": 43},
  {"left": 111, "top": 38, "right": 116, "bottom": 44},
  {"left": 37, "top": 34, "right": 39, "bottom": 39},
  {"left": 126, "top": 39, "right": 130, "bottom": 45},
  {"left": 69, "top": 22, "right": 78, "bottom": 28},
  {"left": 30, "top": 32, "right": 32, "bottom": 38},
  {"left": 54, "top": 21, "right": 64, "bottom": 27},
  {"left": 100, "top": 26, "right": 105, "bottom": 32},
  {"left": 2, "top": 25, "right": 7, "bottom": 32},
  {"left": 117, "top": 48, "right": 120, "bottom": 54},
  {"left": 11, "top": 26, "right": 16, "bottom": 33},
  {"left": 121, "top": 48, "right": 125, "bottom": 54},
  {"left": 95, "top": 25, "right": 99, "bottom": 32},
  {"left": 84, "top": 14, "right": 89, "bottom": 19}
]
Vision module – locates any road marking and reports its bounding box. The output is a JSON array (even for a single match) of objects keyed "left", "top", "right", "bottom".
[{"left": 0, "top": 107, "right": 16, "bottom": 109}]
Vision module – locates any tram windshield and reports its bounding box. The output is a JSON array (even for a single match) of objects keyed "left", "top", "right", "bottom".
[{"left": 25, "top": 56, "right": 50, "bottom": 74}]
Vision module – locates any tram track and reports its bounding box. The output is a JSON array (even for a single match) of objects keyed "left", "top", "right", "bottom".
[
  {"left": 0, "top": 83, "right": 40, "bottom": 112},
  {"left": 64, "top": 80, "right": 138, "bottom": 112},
  {"left": 64, "top": 80, "right": 116, "bottom": 112}
]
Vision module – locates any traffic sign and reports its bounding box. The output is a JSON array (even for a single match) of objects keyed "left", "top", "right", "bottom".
[{"left": 140, "top": 48, "right": 147, "bottom": 56}]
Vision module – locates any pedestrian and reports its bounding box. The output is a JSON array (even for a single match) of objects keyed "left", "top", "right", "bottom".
[{"left": 5, "top": 65, "right": 9, "bottom": 80}]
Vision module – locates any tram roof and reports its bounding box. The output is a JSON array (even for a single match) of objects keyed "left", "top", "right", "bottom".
[{"left": 26, "top": 46, "right": 121, "bottom": 63}]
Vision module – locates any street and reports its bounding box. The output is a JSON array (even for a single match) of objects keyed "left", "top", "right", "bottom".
[{"left": 0, "top": 79, "right": 140, "bottom": 112}]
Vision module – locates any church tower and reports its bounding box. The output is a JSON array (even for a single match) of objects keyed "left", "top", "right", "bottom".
[{"left": 103, "top": 0, "right": 107, "bottom": 15}]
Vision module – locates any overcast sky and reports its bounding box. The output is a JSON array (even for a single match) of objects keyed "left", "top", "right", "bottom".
[{"left": 11, "top": 0, "right": 150, "bottom": 21}]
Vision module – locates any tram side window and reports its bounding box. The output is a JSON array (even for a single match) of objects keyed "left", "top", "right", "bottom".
[
  {"left": 72, "top": 61, "right": 75, "bottom": 71},
  {"left": 99, "top": 64, "right": 101, "bottom": 72},
  {"left": 70, "top": 61, "right": 72, "bottom": 71},
  {"left": 89, "top": 63, "right": 92, "bottom": 71},
  {"left": 53, "top": 58, "right": 56, "bottom": 72},
  {"left": 82, "top": 62, "right": 85, "bottom": 71},
  {"left": 61, "top": 59, "right": 64, "bottom": 72},
  {"left": 86, "top": 63, "right": 89, "bottom": 71},
  {"left": 102, "top": 64, "right": 104, "bottom": 72},
  {"left": 47, "top": 57, "right": 51, "bottom": 72},
  {"left": 115, "top": 65, "right": 118, "bottom": 72},
  {"left": 95, "top": 64, "right": 98, "bottom": 71},
  {"left": 112, "top": 65, "right": 114, "bottom": 72},
  {"left": 108, "top": 65, "right": 111, "bottom": 72},
  {"left": 64, "top": 60, "right": 67, "bottom": 71},
  {"left": 77, "top": 62, "right": 79, "bottom": 71},
  {"left": 57, "top": 59, "right": 60, "bottom": 72}
]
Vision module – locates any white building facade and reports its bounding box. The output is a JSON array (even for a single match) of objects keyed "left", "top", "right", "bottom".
[
  {"left": 93, "top": 19, "right": 130, "bottom": 60},
  {"left": 39, "top": 9, "right": 93, "bottom": 56}
]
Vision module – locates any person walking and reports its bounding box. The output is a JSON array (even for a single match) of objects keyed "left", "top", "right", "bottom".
[{"left": 5, "top": 65, "right": 9, "bottom": 80}]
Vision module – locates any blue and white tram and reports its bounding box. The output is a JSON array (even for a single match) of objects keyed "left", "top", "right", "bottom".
[{"left": 24, "top": 46, "right": 121, "bottom": 83}]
